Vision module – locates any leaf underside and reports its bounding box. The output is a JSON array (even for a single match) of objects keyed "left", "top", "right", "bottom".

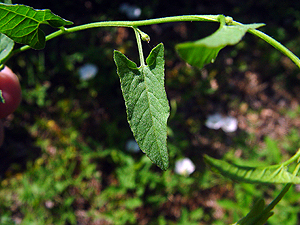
[
  {"left": 0, "top": 32, "right": 13, "bottom": 60},
  {"left": 204, "top": 154, "right": 300, "bottom": 184},
  {"left": 114, "top": 43, "right": 170, "bottom": 170},
  {"left": 0, "top": 3, "right": 73, "bottom": 49},
  {"left": 176, "top": 19, "right": 264, "bottom": 69}
]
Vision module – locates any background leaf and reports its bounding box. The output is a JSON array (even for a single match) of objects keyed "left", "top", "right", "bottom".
[
  {"left": 0, "top": 3, "right": 73, "bottom": 49},
  {"left": 114, "top": 43, "right": 170, "bottom": 170},
  {"left": 0, "top": 33, "right": 13, "bottom": 61},
  {"left": 204, "top": 154, "right": 300, "bottom": 184},
  {"left": 1, "top": 0, "right": 12, "bottom": 4},
  {"left": 233, "top": 199, "right": 273, "bottom": 225},
  {"left": 0, "top": 0, "right": 13, "bottom": 62},
  {"left": 175, "top": 20, "right": 264, "bottom": 69}
]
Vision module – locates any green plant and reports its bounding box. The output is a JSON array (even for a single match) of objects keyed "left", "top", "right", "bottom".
[{"left": 1, "top": 2, "right": 300, "bottom": 224}]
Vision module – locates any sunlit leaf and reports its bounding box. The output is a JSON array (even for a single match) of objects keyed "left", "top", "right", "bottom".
[
  {"left": 204, "top": 154, "right": 300, "bottom": 184},
  {"left": 176, "top": 16, "right": 264, "bottom": 69},
  {"left": 0, "top": 33, "right": 13, "bottom": 61},
  {"left": 0, "top": 3, "right": 73, "bottom": 49},
  {"left": 114, "top": 43, "right": 170, "bottom": 170},
  {"left": 0, "top": 0, "right": 13, "bottom": 62}
]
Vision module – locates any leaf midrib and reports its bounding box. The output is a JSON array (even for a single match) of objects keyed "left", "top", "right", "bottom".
[{"left": 0, "top": 4, "right": 47, "bottom": 25}]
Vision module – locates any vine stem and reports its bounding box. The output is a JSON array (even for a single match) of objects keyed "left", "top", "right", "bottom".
[
  {"left": 10, "top": 15, "right": 220, "bottom": 57},
  {"left": 8, "top": 14, "right": 300, "bottom": 70},
  {"left": 244, "top": 22, "right": 300, "bottom": 219},
  {"left": 133, "top": 28, "right": 145, "bottom": 66},
  {"left": 231, "top": 21, "right": 300, "bottom": 69},
  {"left": 281, "top": 148, "right": 300, "bottom": 166},
  {"left": 250, "top": 29, "right": 300, "bottom": 68},
  {"left": 253, "top": 156, "right": 300, "bottom": 224}
]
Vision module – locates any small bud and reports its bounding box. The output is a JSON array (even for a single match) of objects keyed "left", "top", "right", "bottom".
[
  {"left": 136, "top": 28, "right": 150, "bottom": 43},
  {"left": 140, "top": 31, "right": 150, "bottom": 43},
  {"left": 225, "top": 16, "right": 233, "bottom": 25}
]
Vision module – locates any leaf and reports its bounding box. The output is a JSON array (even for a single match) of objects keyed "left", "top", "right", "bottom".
[
  {"left": 114, "top": 43, "right": 170, "bottom": 170},
  {"left": 0, "top": 3, "right": 73, "bottom": 49},
  {"left": 0, "top": 33, "right": 14, "bottom": 61},
  {"left": 176, "top": 16, "right": 264, "bottom": 69},
  {"left": 232, "top": 199, "right": 273, "bottom": 225},
  {"left": 204, "top": 154, "right": 300, "bottom": 184}
]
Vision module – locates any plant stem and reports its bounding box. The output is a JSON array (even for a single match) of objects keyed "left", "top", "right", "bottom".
[
  {"left": 282, "top": 148, "right": 300, "bottom": 166},
  {"left": 10, "top": 15, "right": 300, "bottom": 72},
  {"left": 133, "top": 28, "right": 145, "bottom": 66},
  {"left": 10, "top": 15, "right": 220, "bottom": 57},
  {"left": 261, "top": 183, "right": 292, "bottom": 217},
  {"left": 256, "top": 158, "right": 300, "bottom": 224},
  {"left": 232, "top": 20, "right": 300, "bottom": 69},
  {"left": 249, "top": 29, "right": 300, "bottom": 68},
  {"left": 67, "top": 15, "right": 219, "bottom": 29}
]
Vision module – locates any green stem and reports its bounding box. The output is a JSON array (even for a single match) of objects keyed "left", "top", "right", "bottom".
[
  {"left": 67, "top": 14, "right": 219, "bottom": 28},
  {"left": 133, "top": 28, "right": 145, "bottom": 66},
  {"left": 282, "top": 148, "right": 300, "bottom": 166},
  {"left": 9, "top": 15, "right": 220, "bottom": 57},
  {"left": 254, "top": 149, "right": 300, "bottom": 169},
  {"left": 261, "top": 184, "right": 292, "bottom": 217},
  {"left": 255, "top": 158, "right": 300, "bottom": 224},
  {"left": 249, "top": 29, "right": 300, "bottom": 69},
  {"left": 232, "top": 20, "right": 300, "bottom": 69}
]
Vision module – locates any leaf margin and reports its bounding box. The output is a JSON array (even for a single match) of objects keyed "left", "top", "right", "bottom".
[
  {"left": 204, "top": 154, "right": 300, "bottom": 184},
  {"left": 175, "top": 17, "right": 264, "bottom": 69},
  {"left": 0, "top": 3, "right": 73, "bottom": 49},
  {"left": 0, "top": 32, "right": 14, "bottom": 61}
]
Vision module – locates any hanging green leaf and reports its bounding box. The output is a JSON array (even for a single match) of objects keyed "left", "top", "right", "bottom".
[
  {"left": 176, "top": 16, "right": 264, "bottom": 69},
  {"left": 204, "top": 154, "right": 300, "bottom": 184},
  {"left": 0, "top": 3, "right": 73, "bottom": 49},
  {"left": 0, "top": 33, "right": 13, "bottom": 61},
  {"left": 114, "top": 43, "right": 170, "bottom": 170}
]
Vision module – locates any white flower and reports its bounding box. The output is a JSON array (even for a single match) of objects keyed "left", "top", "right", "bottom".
[
  {"left": 221, "top": 116, "right": 238, "bottom": 133},
  {"left": 79, "top": 64, "right": 98, "bottom": 81},
  {"left": 205, "top": 113, "right": 238, "bottom": 133},
  {"left": 175, "top": 158, "right": 195, "bottom": 176},
  {"left": 125, "top": 139, "right": 140, "bottom": 153},
  {"left": 205, "top": 113, "right": 224, "bottom": 130},
  {"left": 119, "top": 3, "right": 141, "bottom": 19}
]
